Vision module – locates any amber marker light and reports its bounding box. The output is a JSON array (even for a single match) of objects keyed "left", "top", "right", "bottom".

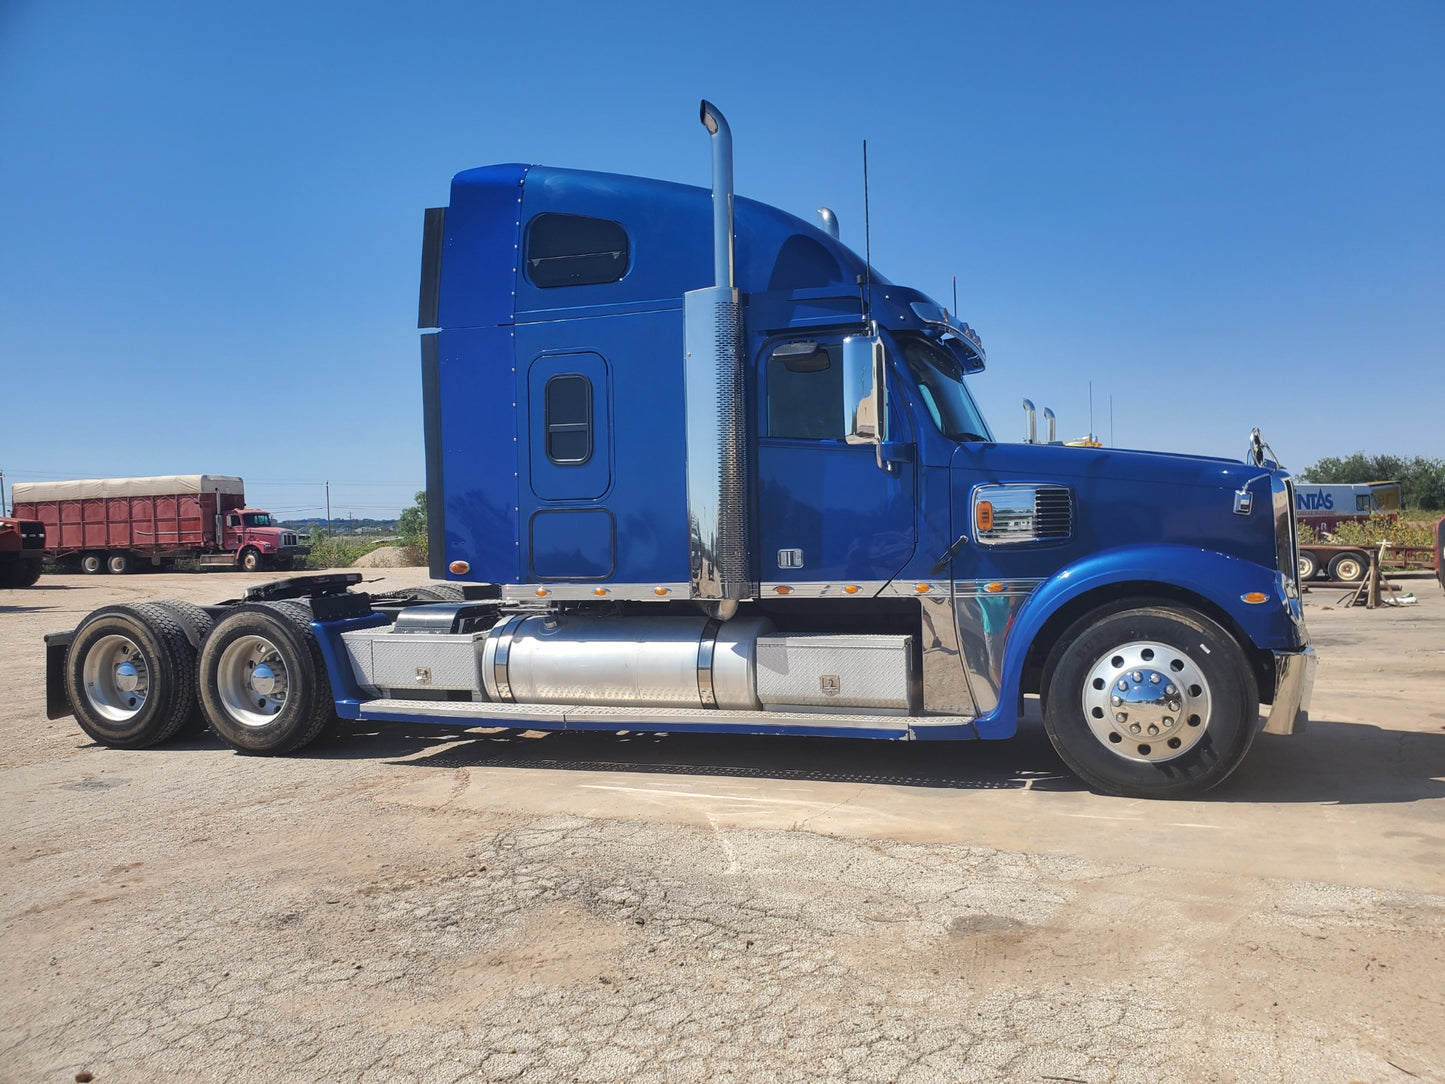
[
  {"left": 1242, "top": 592, "right": 1269, "bottom": 604},
  {"left": 985, "top": 582, "right": 1005, "bottom": 593},
  {"left": 915, "top": 583, "right": 931, "bottom": 593},
  {"left": 844, "top": 585, "right": 860, "bottom": 594},
  {"left": 975, "top": 500, "right": 994, "bottom": 532},
  {"left": 448, "top": 561, "right": 470, "bottom": 575},
  {"left": 653, "top": 587, "right": 670, "bottom": 596},
  {"left": 534, "top": 587, "right": 549, "bottom": 598},
  {"left": 774, "top": 585, "right": 792, "bottom": 595},
  {"left": 593, "top": 587, "right": 608, "bottom": 596}
]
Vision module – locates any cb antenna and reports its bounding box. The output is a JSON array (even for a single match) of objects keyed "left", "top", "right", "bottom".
[
  {"left": 862, "top": 139, "right": 872, "bottom": 321},
  {"left": 952, "top": 275, "right": 958, "bottom": 322}
]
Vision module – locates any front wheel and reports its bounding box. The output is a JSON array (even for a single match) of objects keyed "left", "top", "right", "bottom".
[
  {"left": 239, "top": 547, "right": 265, "bottom": 573},
  {"left": 1042, "top": 603, "right": 1259, "bottom": 799}
]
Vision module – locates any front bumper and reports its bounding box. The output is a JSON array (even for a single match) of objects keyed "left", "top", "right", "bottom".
[{"left": 1263, "top": 647, "right": 1316, "bottom": 735}]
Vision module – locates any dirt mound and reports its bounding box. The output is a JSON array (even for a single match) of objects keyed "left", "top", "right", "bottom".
[{"left": 352, "top": 545, "right": 416, "bottom": 568}]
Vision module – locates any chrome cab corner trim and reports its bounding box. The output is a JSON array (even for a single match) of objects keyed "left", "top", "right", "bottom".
[
  {"left": 1263, "top": 647, "right": 1315, "bottom": 736},
  {"left": 918, "top": 591, "right": 977, "bottom": 717}
]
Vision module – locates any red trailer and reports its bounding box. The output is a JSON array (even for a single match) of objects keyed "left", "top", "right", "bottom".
[{"left": 10, "top": 475, "right": 308, "bottom": 573}]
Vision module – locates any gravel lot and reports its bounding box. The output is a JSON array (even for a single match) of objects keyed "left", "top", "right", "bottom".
[{"left": 2, "top": 568, "right": 1442, "bottom": 1084}]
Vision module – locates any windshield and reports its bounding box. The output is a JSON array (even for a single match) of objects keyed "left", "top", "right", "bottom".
[
  {"left": 896, "top": 334, "right": 993, "bottom": 442},
  {"left": 242, "top": 513, "right": 272, "bottom": 527}
]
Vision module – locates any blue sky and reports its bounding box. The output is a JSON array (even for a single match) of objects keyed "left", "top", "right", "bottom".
[{"left": 2, "top": 1, "right": 1440, "bottom": 521}]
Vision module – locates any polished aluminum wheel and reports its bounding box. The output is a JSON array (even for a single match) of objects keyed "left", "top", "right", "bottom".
[
  {"left": 1080, "top": 640, "right": 1213, "bottom": 763},
  {"left": 214, "top": 634, "right": 291, "bottom": 727},
  {"left": 80, "top": 634, "right": 150, "bottom": 722}
]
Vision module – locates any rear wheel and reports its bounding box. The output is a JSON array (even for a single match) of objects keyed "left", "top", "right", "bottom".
[
  {"left": 81, "top": 552, "right": 104, "bottom": 575},
  {"left": 64, "top": 603, "right": 200, "bottom": 747},
  {"left": 148, "top": 600, "right": 216, "bottom": 737},
  {"left": 1042, "top": 603, "right": 1259, "bottom": 799},
  {"left": 107, "top": 551, "right": 132, "bottom": 575},
  {"left": 1328, "top": 552, "right": 1367, "bottom": 583},
  {"left": 199, "top": 602, "right": 334, "bottom": 754},
  {"left": 1296, "top": 551, "right": 1319, "bottom": 581}
]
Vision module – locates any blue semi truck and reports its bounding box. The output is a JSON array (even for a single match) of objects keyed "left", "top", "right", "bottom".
[{"left": 45, "top": 102, "right": 1313, "bottom": 798}]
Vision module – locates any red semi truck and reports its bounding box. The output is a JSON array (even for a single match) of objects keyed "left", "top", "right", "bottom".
[
  {"left": 10, "top": 475, "right": 309, "bottom": 574},
  {"left": 0, "top": 515, "right": 46, "bottom": 587}
]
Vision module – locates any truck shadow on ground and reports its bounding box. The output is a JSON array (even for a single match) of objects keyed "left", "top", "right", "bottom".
[
  {"left": 0, "top": 583, "right": 81, "bottom": 614},
  {"left": 287, "top": 711, "right": 1445, "bottom": 805},
  {"left": 305, "top": 716, "right": 1084, "bottom": 794}
]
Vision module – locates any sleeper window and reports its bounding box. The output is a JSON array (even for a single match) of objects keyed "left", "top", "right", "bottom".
[
  {"left": 545, "top": 374, "right": 592, "bottom": 464},
  {"left": 525, "top": 213, "right": 630, "bottom": 288}
]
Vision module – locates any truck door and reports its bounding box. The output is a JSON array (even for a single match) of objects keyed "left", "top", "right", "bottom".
[{"left": 755, "top": 335, "right": 916, "bottom": 588}]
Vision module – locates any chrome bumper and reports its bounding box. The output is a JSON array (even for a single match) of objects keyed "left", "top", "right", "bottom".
[{"left": 1263, "top": 647, "right": 1316, "bottom": 735}]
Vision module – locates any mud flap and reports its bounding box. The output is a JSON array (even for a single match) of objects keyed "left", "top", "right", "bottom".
[{"left": 44, "top": 630, "right": 74, "bottom": 720}]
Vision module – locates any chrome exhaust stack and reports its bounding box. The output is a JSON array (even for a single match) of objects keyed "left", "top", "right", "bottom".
[
  {"left": 1022, "top": 399, "right": 1038, "bottom": 443},
  {"left": 700, "top": 101, "right": 735, "bottom": 290},
  {"left": 684, "top": 100, "right": 754, "bottom": 616}
]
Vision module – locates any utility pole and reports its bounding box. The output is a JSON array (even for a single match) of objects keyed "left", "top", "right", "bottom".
[
  {"left": 325, "top": 481, "right": 331, "bottom": 531},
  {"left": 0, "top": 470, "right": 7, "bottom": 516}
]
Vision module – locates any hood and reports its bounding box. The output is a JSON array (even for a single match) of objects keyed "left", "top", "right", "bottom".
[{"left": 950, "top": 442, "right": 1281, "bottom": 568}]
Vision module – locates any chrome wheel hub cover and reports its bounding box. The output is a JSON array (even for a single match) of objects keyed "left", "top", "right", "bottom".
[
  {"left": 1081, "top": 640, "right": 1212, "bottom": 763},
  {"left": 217, "top": 635, "right": 290, "bottom": 727},
  {"left": 82, "top": 634, "right": 151, "bottom": 722}
]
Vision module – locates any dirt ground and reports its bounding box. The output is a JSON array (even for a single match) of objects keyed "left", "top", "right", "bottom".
[{"left": 1, "top": 567, "right": 1442, "bottom": 1084}]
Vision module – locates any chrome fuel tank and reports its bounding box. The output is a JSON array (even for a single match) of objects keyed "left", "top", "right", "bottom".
[{"left": 482, "top": 614, "right": 774, "bottom": 710}]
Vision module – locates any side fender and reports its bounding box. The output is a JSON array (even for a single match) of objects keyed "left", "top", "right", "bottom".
[{"left": 972, "top": 545, "right": 1284, "bottom": 739}]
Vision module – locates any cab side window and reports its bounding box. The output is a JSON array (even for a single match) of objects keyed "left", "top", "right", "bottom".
[{"left": 765, "top": 340, "right": 844, "bottom": 440}]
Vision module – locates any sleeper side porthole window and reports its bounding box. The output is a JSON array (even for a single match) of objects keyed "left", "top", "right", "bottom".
[{"left": 545, "top": 374, "right": 592, "bottom": 464}]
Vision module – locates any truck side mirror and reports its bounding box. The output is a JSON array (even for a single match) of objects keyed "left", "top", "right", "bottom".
[{"left": 843, "top": 332, "right": 890, "bottom": 467}]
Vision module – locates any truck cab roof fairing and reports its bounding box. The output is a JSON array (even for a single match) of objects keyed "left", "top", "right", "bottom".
[{"left": 446, "top": 165, "right": 875, "bottom": 321}]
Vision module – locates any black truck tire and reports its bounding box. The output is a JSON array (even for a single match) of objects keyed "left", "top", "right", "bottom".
[
  {"left": 64, "top": 603, "right": 201, "bottom": 748},
  {"left": 198, "top": 602, "right": 334, "bottom": 754},
  {"left": 107, "top": 551, "right": 133, "bottom": 575},
  {"left": 148, "top": 600, "right": 217, "bottom": 737},
  {"left": 1041, "top": 602, "right": 1259, "bottom": 799},
  {"left": 0, "top": 558, "right": 41, "bottom": 588},
  {"left": 81, "top": 553, "right": 104, "bottom": 574},
  {"left": 239, "top": 548, "right": 265, "bottom": 573}
]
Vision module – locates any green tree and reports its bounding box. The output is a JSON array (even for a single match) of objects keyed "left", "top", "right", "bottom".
[
  {"left": 398, "top": 490, "right": 428, "bottom": 565},
  {"left": 1299, "top": 454, "right": 1445, "bottom": 511}
]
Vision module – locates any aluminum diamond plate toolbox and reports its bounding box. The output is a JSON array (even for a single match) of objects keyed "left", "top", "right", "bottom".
[
  {"left": 755, "top": 634, "right": 916, "bottom": 712},
  {"left": 343, "top": 630, "right": 488, "bottom": 695}
]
